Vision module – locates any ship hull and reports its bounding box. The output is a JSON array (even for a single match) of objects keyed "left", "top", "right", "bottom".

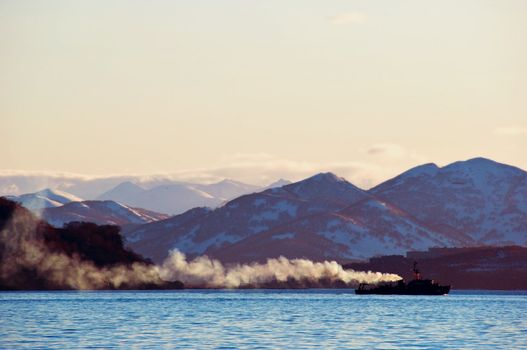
[
  {"left": 355, "top": 281, "right": 451, "bottom": 295},
  {"left": 355, "top": 285, "right": 450, "bottom": 295}
]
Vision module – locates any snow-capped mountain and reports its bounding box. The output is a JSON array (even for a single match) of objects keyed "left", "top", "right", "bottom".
[
  {"left": 192, "top": 197, "right": 472, "bottom": 264},
  {"left": 0, "top": 173, "right": 288, "bottom": 215},
  {"left": 97, "top": 183, "right": 220, "bottom": 215},
  {"left": 97, "top": 179, "right": 282, "bottom": 215},
  {"left": 5, "top": 189, "right": 83, "bottom": 210},
  {"left": 96, "top": 181, "right": 146, "bottom": 203},
  {"left": 123, "top": 158, "right": 527, "bottom": 264},
  {"left": 42, "top": 200, "right": 169, "bottom": 227},
  {"left": 123, "top": 172, "right": 374, "bottom": 262},
  {"left": 370, "top": 157, "right": 527, "bottom": 246},
  {"left": 5, "top": 158, "right": 525, "bottom": 264},
  {"left": 0, "top": 174, "right": 267, "bottom": 201},
  {"left": 263, "top": 179, "right": 292, "bottom": 190},
  {"left": 271, "top": 172, "right": 371, "bottom": 205},
  {"left": 193, "top": 179, "right": 260, "bottom": 201}
]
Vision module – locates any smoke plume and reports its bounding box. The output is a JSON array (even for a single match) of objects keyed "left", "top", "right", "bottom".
[
  {"left": 0, "top": 204, "right": 166, "bottom": 290},
  {"left": 0, "top": 198, "right": 401, "bottom": 290},
  {"left": 159, "top": 250, "right": 401, "bottom": 288}
]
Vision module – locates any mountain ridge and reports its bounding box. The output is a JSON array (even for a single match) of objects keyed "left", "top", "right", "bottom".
[
  {"left": 6, "top": 188, "right": 83, "bottom": 210},
  {"left": 42, "top": 200, "right": 169, "bottom": 227},
  {"left": 123, "top": 158, "right": 527, "bottom": 263}
]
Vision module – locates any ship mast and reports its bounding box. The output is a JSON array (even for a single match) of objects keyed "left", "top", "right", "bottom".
[{"left": 413, "top": 261, "right": 421, "bottom": 280}]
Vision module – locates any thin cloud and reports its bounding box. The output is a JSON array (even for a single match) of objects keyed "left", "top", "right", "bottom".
[
  {"left": 166, "top": 155, "right": 382, "bottom": 189},
  {"left": 493, "top": 126, "right": 527, "bottom": 136},
  {"left": 362, "top": 143, "right": 427, "bottom": 165},
  {"left": 0, "top": 157, "right": 392, "bottom": 195},
  {"left": 0, "top": 150, "right": 430, "bottom": 196},
  {"left": 365, "top": 143, "right": 407, "bottom": 158},
  {"left": 328, "top": 12, "right": 367, "bottom": 25}
]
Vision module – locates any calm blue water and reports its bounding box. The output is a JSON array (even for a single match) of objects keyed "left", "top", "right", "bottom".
[{"left": 1, "top": 290, "right": 526, "bottom": 349}]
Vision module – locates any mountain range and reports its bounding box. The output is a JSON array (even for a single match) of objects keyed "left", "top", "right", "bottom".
[
  {"left": 96, "top": 179, "right": 262, "bottom": 214},
  {"left": 1, "top": 157, "right": 526, "bottom": 265},
  {"left": 3, "top": 178, "right": 286, "bottom": 215},
  {"left": 122, "top": 158, "right": 527, "bottom": 263}
]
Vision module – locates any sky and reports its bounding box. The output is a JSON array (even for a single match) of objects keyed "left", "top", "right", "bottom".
[{"left": 1, "top": 0, "right": 526, "bottom": 187}]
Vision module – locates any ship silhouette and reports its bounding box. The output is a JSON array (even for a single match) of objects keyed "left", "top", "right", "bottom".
[{"left": 355, "top": 262, "right": 451, "bottom": 295}]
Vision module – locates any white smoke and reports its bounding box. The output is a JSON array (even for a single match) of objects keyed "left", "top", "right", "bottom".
[
  {"left": 1, "top": 203, "right": 401, "bottom": 290},
  {"left": 158, "top": 250, "right": 401, "bottom": 288},
  {"left": 0, "top": 206, "right": 165, "bottom": 290}
]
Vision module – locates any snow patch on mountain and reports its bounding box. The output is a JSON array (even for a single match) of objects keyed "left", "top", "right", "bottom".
[
  {"left": 177, "top": 231, "right": 239, "bottom": 255},
  {"left": 42, "top": 200, "right": 168, "bottom": 227},
  {"left": 371, "top": 157, "right": 527, "bottom": 245},
  {"left": 95, "top": 178, "right": 280, "bottom": 215},
  {"left": 5, "top": 188, "right": 83, "bottom": 210},
  {"left": 271, "top": 232, "right": 296, "bottom": 240}
]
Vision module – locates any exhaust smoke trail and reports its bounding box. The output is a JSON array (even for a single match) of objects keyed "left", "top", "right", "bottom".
[
  {"left": 159, "top": 250, "right": 401, "bottom": 288},
  {"left": 0, "top": 204, "right": 165, "bottom": 290},
  {"left": 0, "top": 199, "right": 401, "bottom": 290}
]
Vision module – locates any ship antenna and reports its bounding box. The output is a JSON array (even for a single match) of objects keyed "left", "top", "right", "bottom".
[{"left": 413, "top": 261, "right": 421, "bottom": 280}]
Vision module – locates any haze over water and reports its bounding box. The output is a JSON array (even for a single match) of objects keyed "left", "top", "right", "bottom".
[{"left": 1, "top": 290, "right": 526, "bottom": 349}]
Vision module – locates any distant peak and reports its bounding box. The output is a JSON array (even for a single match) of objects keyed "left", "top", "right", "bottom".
[
  {"left": 420, "top": 162, "right": 439, "bottom": 169},
  {"left": 217, "top": 179, "right": 234, "bottom": 184},
  {"left": 399, "top": 163, "right": 439, "bottom": 178},
  {"left": 33, "top": 188, "right": 49, "bottom": 195},
  {"left": 456, "top": 157, "right": 500, "bottom": 167},
  {"left": 466, "top": 157, "right": 494, "bottom": 163},
  {"left": 447, "top": 157, "right": 494, "bottom": 165},
  {"left": 34, "top": 188, "right": 82, "bottom": 202},
  {"left": 289, "top": 172, "right": 360, "bottom": 191},
  {"left": 266, "top": 178, "right": 291, "bottom": 188},
  {"left": 443, "top": 157, "right": 507, "bottom": 172},
  {"left": 116, "top": 181, "right": 143, "bottom": 189},
  {"left": 103, "top": 181, "right": 145, "bottom": 194},
  {"left": 307, "top": 172, "right": 346, "bottom": 183},
  {"left": 214, "top": 178, "right": 253, "bottom": 187},
  {"left": 35, "top": 188, "right": 59, "bottom": 195}
]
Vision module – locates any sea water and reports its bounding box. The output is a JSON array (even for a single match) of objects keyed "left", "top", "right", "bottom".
[{"left": 1, "top": 290, "right": 526, "bottom": 349}]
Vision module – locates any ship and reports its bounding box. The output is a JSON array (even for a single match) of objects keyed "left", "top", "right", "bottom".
[{"left": 355, "top": 262, "right": 451, "bottom": 295}]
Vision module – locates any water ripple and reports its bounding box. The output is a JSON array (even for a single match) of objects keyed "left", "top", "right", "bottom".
[{"left": 0, "top": 290, "right": 526, "bottom": 349}]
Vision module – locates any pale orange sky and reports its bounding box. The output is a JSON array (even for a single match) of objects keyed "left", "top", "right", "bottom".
[{"left": 1, "top": 0, "right": 526, "bottom": 186}]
